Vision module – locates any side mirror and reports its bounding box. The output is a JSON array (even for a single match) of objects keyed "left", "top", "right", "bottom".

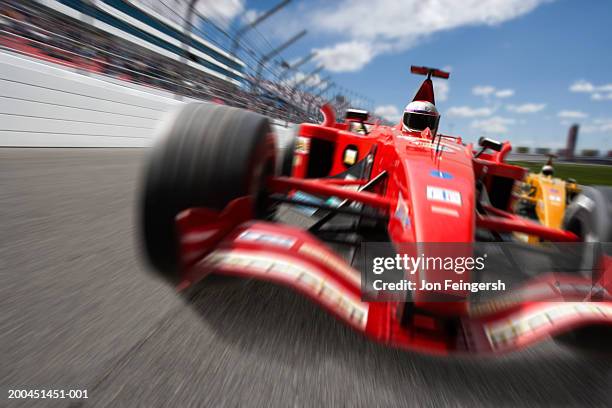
[
  {"left": 346, "top": 108, "right": 370, "bottom": 135},
  {"left": 345, "top": 108, "right": 369, "bottom": 122},
  {"left": 521, "top": 182, "right": 531, "bottom": 193},
  {"left": 478, "top": 137, "right": 503, "bottom": 152}
]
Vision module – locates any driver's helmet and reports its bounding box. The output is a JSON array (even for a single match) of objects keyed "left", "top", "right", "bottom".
[
  {"left": 402, "top": 100, "right": 440, "bottom": 135},
  {"left": 542, "top": 164, "right": 554, "bottom": 176}
]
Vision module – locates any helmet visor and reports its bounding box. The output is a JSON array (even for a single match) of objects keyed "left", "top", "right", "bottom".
[{"left": 403, "top": 112, "right": 439, "bottom": 132}]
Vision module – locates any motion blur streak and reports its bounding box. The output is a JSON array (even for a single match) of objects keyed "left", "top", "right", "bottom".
[
  {"left": 0, "top": 0, "right": 375, "bottom": 125},
  {"left": 1, "top": 149, "right": 610, "bottom": 407}
]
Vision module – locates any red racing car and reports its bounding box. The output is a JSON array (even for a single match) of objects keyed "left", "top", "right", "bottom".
[{"left": 140, "top": 66, "right": 612, "bottom": 355}]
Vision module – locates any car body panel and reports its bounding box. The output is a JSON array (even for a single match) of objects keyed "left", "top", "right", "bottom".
[
  {"left": 167, "top": 67, "right": 610, "bottom": 355},
  {"left": 176, "top": 206, "right": 612, "bottom": 354},
  {"left": 516, "top": 171, "right": 581, "bottom": 243}
]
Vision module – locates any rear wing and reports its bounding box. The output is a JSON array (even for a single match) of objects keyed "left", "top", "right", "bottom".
[
  {"left": 410, "top": 65, "right": 450, "bottom": 105},
  {"left": 410, "top": 65, "right": 450, "bottom": 79}
]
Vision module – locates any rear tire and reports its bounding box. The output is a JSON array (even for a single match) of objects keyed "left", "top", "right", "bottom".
[
  {"left": 140, "top": 103, "right": 276, "bottom": 283},
  {"left": 555, "top": 186, "right": 612, "bottom": 353},
  {"left": 562, "top": 186, "right": 612, "bottom": 272}
]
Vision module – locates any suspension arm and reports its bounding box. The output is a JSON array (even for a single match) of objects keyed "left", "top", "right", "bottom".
[{"left": 268, "top": 176, "right": 392, "bottom": 212}]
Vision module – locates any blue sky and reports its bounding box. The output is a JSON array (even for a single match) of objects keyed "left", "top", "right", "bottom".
[{"left": 203, "top": 0, "right": 612, "bottom": 151}]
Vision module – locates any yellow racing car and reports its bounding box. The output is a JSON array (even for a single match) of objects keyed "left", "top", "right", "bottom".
[{"left": 515, "top": 155, "right": 580, "bottom": 243}]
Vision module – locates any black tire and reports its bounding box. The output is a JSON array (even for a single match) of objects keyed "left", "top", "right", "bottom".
[
  {"left": 280, "top": 133, "right": 296, "bottom": 177},
  {"left": 562, "top": 186, "right": 612, "bottom": 272},
  {"left": 555, "top": 326, "right": 612, "bottom": 356},
  {"left": 556, "top": 186, "right": 612, "bottom": 354},
  {"left": 140, "top": 103, "right": 276, "bottom": 283},
  {"left": 516, "top": 199, "right": 537, "bottom": 220}
]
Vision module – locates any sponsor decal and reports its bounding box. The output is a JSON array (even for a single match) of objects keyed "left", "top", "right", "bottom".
[
  {"left": 397, "top": 134, "right": 462, "bottom": 153},
  {"left": 430, "top": 205, "right": 459, "bottom": 217},
  {"left": 298, "top": 243, "right": 361, "bottom": 287},
  {"left": 292, "top": 191, "right": 323, "bottom": 216},
  {"left": 469, "top": 283, "right": 557, "bottom": 316},
  {"left": 484, "top": 303, "right": 612, "bottom": 350},
  {"left": 295, "top": 136, "right": 311, "bottom": 154},
  {"left": 237, "top": 230, "right": 296, "bottom": 248},
  {"left": 201, "top": 250, "right": 368, "bottom": 329},
  {"left": 426, "top": 186, "right": 462, "bottom": 206},
  {"left": 394, "top": 192, "right": 411, "bottom": 228},
  {"left": 430, "top": 169, "right": 453, "bottom": 180}
]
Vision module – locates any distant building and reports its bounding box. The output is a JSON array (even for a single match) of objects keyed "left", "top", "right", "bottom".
[
  {"left": 564, "top": 124, "right": 579, "bottom": 160},
  {"left": 535, "top": 147, "right": 551, "bottom": 155}
]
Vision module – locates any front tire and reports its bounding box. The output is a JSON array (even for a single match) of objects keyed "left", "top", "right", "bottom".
[{"left": 140, "top": 103, "right": 276, "bottom": 283}]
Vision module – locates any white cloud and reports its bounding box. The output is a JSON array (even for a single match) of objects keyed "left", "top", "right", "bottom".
[
  {"left": 313, "top": 0, "right": 549, "bottom": 43},
  {"left": 592, "top": 92, "right": 612, "bottom": 101},
  {"left": 471, "top": 116, "right": 515, "bottom": 134},
  {"left": 308, "top": 0, "right": 550, "bottom": 72},
  {"left": 136, "top": 0, "right": 244, "bottom": 26},
  {"left": 287, "top": 72, "right": 324, "bottom": 88},
  {"left": 581, "top": 118, "right": 612, "bottom": 134},
  {"left": 374, "top": 105, "right": 401, "bottom": 122},
  {"left": 473, "top": 85, "right": 515, "bottom": 98},
  {"left": 507, "top": 103, "right": 546, "bottom": 113},
  {"left": 495, "top": 89, "right": 515, "bottom": 98},
  {"left": 557, "top": 110, "right": 588, "bottom": 119},
  {"left": 433, "top": 79, "right": 450, "bottom": 102},
  {"left": 447, "top": 106, "right": 494, "bottom": 118},
  {"left": 313, "top": 41, "right": 378, "bottom": 73},
  {"left": 473, "top": 85, "right": 496, "bottom": 97},
  {"left": 195, "top": 0, "right": 244, "bottom": 25},
  {"left": 569, "top": 80, "right": 612, "bottom": 101},
  {"left": 569, "top": 80, "right": 595, "bottom": 93},
  {"left": 241, "top": 9, "right": 261, "bottom": 25}
]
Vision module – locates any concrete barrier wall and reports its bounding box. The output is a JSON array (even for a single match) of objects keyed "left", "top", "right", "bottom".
[{"left": 0, "top": 51, "right": 296, "bottom": 148}]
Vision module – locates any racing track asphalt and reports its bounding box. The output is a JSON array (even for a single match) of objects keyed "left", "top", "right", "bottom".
[{"left": 1, "top": 148, "right": 611, "bottom": 408}]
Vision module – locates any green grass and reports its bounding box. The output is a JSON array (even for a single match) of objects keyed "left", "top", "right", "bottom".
[{"left": 510, "top": 161, "right": 612, "bottom": 186}]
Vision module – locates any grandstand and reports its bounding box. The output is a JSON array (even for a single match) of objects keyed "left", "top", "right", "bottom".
[{"left": 0, "top": 0, "right": 372, "bottom": 124}]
